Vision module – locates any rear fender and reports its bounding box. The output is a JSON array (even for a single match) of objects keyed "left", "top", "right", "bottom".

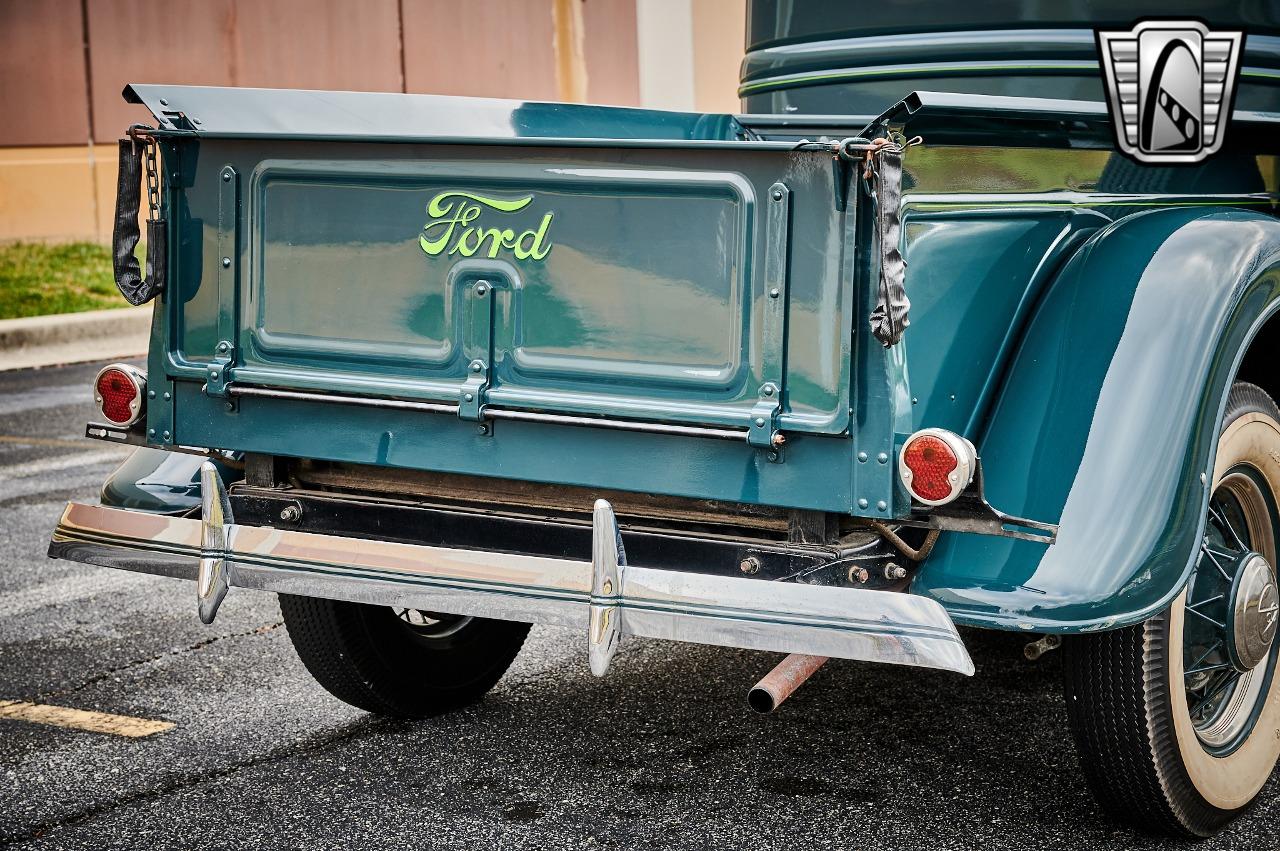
[
  {"left": 101, "top": 448, "right": 238, "bottom": 514},
  {"left": 914, "top": 208, "right": 1280, "bottom": 632}
]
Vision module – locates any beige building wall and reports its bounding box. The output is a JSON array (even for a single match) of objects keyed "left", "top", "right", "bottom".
[
  {"left": 692, "top": 0, "right": 747, "bottom": 114},
  {"left": 0, "top": 0, "right": 746, "bottom": 243},
  {"left": 634, "top": 0, "right": 745, "bottom": 114},
  {"left": 0, "top": 148, "right": 101, "bottom": 243}
]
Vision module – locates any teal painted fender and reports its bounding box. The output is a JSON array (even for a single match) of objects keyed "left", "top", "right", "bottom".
[
  {"left": 914, "top": 209, "right": 1280, "bottom": 632},
  {"left": 100, "top": 447, "right": 239, "bottom": 514}
]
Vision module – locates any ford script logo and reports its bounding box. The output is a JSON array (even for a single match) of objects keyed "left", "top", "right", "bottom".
[
  {"left": 1097, "top": 20, "right": 1243, "bottom": 164},
  {"left": 419, "top": 191, "right": 554, "bottom": 262}
]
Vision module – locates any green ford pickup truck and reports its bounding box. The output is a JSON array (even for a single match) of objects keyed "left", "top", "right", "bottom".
[{"left": 49, "top": 1, "right": 1280, "bottom": 837}]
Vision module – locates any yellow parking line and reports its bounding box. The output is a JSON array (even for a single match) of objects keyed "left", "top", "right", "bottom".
[
  {"left": 0, "top": 434, "right": 92, "bottom": 449},
  {"left": 0, "top": 700, "right": 174, "bottom": 738}
]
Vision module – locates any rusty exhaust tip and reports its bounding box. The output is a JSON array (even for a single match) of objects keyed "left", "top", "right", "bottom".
[
  {"left": 747, "top": 685, "right": 777, "bottom": 714},
  {"left": 747, "top": 653, "right": 828, "bottom": 714}
]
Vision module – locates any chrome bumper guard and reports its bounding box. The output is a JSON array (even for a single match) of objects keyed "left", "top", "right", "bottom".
[{"left": 48, "top": 463, "right": 974, "bottom": 676}]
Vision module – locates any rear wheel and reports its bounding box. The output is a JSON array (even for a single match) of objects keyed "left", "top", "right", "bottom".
[
  {"left": 279, "top": 594, "right": 530, "bottom": 718},
  {"left": 1062, "top": 382, "right": 1280, "bottom": 836}
]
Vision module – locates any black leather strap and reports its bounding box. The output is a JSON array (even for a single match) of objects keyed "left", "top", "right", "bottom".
[
  {"left": 868, "top": 147, "right": 910, "bottom": 347},
  {"left": 113, "top": 138, "right": 165, "bottom": 305}
]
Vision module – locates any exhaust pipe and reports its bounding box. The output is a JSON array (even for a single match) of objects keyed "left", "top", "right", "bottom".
[{"left": 747, "top": 653, "right": 828, "bottom": 714}]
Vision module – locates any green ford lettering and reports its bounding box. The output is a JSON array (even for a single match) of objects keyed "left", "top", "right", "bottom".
[{"left": 419, "top": 191, "right": 554, "bottom": 261}]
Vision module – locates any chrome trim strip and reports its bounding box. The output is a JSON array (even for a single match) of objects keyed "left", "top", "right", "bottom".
[
  {"left": 228, "top": 384, "right": 751, "bottom": 442},
  {"left": 229, "top": 385, "right": 459, "bottom": 415},
  {"left": 485, "top": 408, "right": 747, "bottom": 441},
  {"left": 48, "top": 491, "right": 974, "bottom": 676}
]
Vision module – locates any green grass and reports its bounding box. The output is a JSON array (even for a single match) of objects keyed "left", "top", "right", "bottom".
[{"left": 0, "top": 241, "right": 134, "bottom": 320}]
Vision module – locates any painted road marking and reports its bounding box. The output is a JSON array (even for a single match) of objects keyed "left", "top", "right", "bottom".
[
  {"left": 0, "top": 434, "right": 96, "bottom": 450},
  {"left": 0, "top": 700, "right": 174, "bottom": 738}
]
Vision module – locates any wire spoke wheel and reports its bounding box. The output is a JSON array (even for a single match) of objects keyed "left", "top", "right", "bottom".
[
  {"left": 1183, "top": 470, "right": 1278, "bottom": 752},
  {"left": 392, "top": 608, "right": 474, "bottom": 639},
  {"left": 1062, "top": 382, "right": 1280, "bottom": 837}
]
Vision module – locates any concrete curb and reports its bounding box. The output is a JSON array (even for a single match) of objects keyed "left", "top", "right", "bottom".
[{"left": 0, "top": 306, "right": 152, "bottom": 372}]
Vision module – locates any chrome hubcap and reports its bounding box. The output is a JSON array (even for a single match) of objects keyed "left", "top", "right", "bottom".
[{"left": 1229, "top": 554, "right": 1279, "bottom": 672}]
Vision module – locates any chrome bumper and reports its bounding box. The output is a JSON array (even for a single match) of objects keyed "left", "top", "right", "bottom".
[{"left": 48, "top": 464, "right": 974, "bottom": 676}]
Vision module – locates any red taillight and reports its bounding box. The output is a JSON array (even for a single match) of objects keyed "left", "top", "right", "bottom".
[
  {"left": 903, "top": 436, "right": 958, "bottom": 501},
  {"left": 899, "top": 429, "right": 976, "bottom": 506},
  {"left": 94, "top": 365, "right": 145, "bottom": 426}
]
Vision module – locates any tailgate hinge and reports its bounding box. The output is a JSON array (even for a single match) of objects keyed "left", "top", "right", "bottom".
[
  {"left": 458, "top": 357, "right": 488, "bottom": 421},
  {"left": 205, "top": 340, "right": 234, "bottom": 398},
  {"left": 748, "top": 384, "right": 781, "bottom": 449}
]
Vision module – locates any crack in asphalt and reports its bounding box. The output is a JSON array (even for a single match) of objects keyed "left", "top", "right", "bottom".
[
  {"left": 0, "top": 713, "right": 396, "bottom": 847},
  {"left": 0, "top": 620, "right": 329, "bottom": 847},
  {"left": 30, "top": 622, "right": 285, "bottom": 703}
]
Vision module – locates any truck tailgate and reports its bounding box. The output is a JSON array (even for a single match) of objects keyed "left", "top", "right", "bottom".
[{"left": 127, "top": 86, "right": 892, "bottom": 514}]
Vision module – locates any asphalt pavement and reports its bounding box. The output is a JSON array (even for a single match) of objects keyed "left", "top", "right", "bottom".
[{"left": 1, "top": 359, "right": 1277, "bottom": 850}]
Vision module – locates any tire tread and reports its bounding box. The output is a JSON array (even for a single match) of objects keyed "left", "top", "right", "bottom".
[
  {"left": 1061, "top": 381, "right": 1280, "bottom": 837},
  {"left": 279, "top": 594, "right": 528, "bottom": 719}
]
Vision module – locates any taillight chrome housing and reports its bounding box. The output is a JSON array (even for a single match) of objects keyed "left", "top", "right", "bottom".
[
  {"left": 93, "top": 364, "right": 146, "bottom": 427},
  {"left": 899, "top": 428, "right": 977, "bottom": 507}
]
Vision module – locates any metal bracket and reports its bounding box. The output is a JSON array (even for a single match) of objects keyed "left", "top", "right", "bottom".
[
  {"left": 749, "top": 181, "right": 791, "bottom": 454},
  {"left": 205, "top": 165, "right": 238, "bottom": 399},
  {"left": 459, "top": 359, "right": 488, "bottom": 421},
  {"left": 588, "top": 499, "right": 627, "bottom": 676},
  {"left": 206, "top": 340, "right": 233, "bottom": 398},
  {"left": 748, "top": 383, "right": 781, "bottom": 450},
  {"left": 897, "top": 463, "right": 1058, "bottom": 544},
  {"left": 85, "top": 421, "right": 145, "bottom": 446},
  {"left": 196, "top": 462, "right": 234, "bottom": 623},
  {"left": 458, "top": 279, "right": 494, "bottom": 422}
]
